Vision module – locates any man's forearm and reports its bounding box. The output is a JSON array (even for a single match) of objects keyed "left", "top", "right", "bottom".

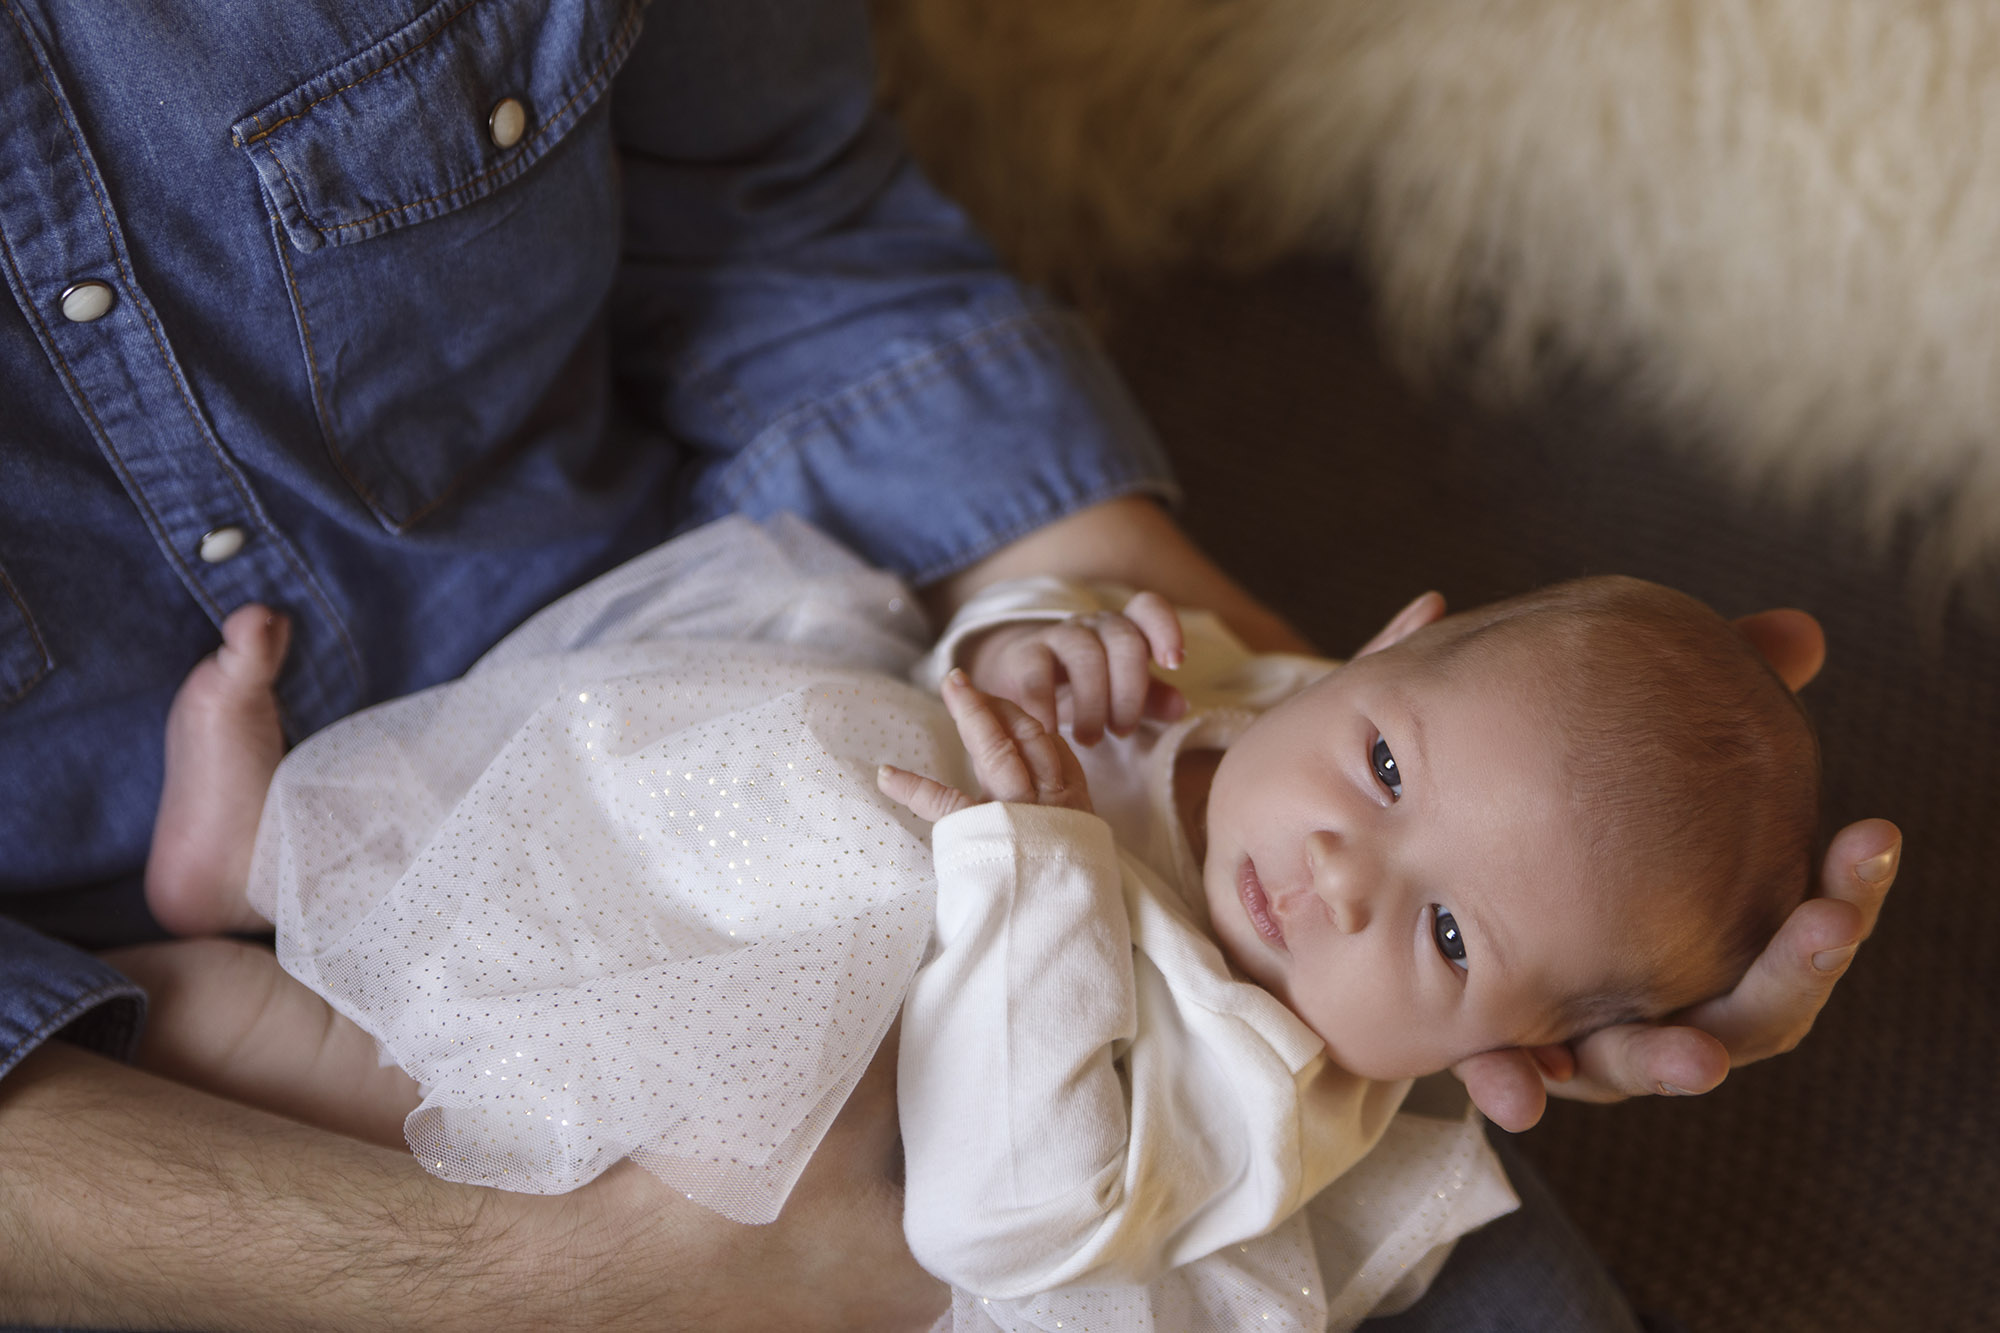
[
  {"left": 1, "top": 1033, "right": 946, "bottom": 1333},
  {"left": 0, "top": 1042, "right": 560, "bottom": 1333}
]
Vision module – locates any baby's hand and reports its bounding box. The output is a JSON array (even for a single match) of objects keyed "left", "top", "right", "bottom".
[
  {"left": 878, "top": 669, "right": 1094, "bottom": 820},
  {"left": 962, "top": 591, "right": 1187, "bottom": 745}
]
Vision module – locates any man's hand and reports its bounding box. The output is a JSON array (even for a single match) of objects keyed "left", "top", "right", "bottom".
[
  {"left": 879, "top": 669, "right": 1095, "bottom": 819},
  {"left": 1455, "top": 607, "right": 1898, "bottom": 1132},
  {"left": 961, "top": 592, "right": 1188, "bottom": 745}
]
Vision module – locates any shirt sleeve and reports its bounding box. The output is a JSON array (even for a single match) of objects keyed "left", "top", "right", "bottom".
[
  {"left": 607, "top": 2, "right": 1176, "bottom": 587},
  {"left": 0, "top": 917, "right": 146, "bottom": 1083}
]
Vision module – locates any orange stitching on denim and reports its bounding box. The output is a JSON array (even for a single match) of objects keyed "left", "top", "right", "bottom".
[
  {"left": 233, "top": 0, "right": 491, "bottom": 147},
  {"left": 0, "top": 562, "right": 53, "bottom": 704},
  {"left": 267, "top": 215, "right": 362, "bottom": 495},
  {"left": 287, "top": 1, "right": 640, "bottom": 236},
  {"left": 261, "top": 140, "right": 324, "bottom": 246},
  {"left": 269, "top": 218, "right": 419, "bottom": 526}
]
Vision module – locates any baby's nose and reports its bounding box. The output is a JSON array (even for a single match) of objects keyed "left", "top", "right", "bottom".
[{"left": 1305, "top": 830, "right": 1372, "bottom": 934}]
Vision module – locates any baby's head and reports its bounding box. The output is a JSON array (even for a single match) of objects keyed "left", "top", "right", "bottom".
[{"left": 1201, "top": 576, "right": 1819, "bottom": 1081}]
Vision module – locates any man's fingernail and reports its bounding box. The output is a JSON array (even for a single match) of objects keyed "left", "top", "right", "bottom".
[
  {"left": 1812, "top": 943, "right": 1858, "bottom": 972},
  {"left": 1658, "top": 1083, "right": 1692, "bottom": 1097},
  {"left": 1857, "top": 846, "right": 1899, "bottom": 883}
]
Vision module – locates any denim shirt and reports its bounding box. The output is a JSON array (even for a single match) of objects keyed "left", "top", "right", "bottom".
[{"left": 0, "top": 0, "right": 1172, "bottom": 1079}]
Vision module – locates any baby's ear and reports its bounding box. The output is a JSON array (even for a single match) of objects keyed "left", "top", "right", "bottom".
[
  {"left": 1353, "top": 591, "right": 1447, "bottom": 659},
  {"left": 1732, "top": 608, "right": 1825, "bottom": 692}
]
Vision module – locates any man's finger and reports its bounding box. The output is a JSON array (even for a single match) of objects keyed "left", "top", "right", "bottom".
[
  {"left": 1562, "top": 1021, "right": 1730, "bottom": 1103},
  {"left": 1452, "top": 1048, "right": 1548, "bottom": 1132},
  {"left": 875, "top": 765, "right": 976, "bottom": 823},
  {"left": 1674, "top": 896, "right": 1862, "bottom": 1062},
  {"left": 1816, "top": 817, "right": 1900, "bottom": 935},
  {"left": 1669, "top": 818, "right": 1897, "bottom": 1065}
]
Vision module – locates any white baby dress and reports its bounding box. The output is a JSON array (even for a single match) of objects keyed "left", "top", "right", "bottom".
[{"left": 248, "top": 516, "right": 1515, "bottom": 1332}]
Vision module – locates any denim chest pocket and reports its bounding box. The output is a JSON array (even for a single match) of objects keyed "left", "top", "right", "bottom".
[{"left": 233, "top": 0, "right": 643, "bottom": 530}]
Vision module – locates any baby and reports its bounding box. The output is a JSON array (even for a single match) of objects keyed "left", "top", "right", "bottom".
[
  {"left": 914, "top": 571, "right": 1818, "bottom": 1084},
  {"left": 123, "top": 519, "right": 1817, "bottom": 1329}
]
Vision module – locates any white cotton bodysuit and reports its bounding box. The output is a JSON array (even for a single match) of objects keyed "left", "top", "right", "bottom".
[{"left": 247, "top": 516, "right": 1517, "bottom": 1333}]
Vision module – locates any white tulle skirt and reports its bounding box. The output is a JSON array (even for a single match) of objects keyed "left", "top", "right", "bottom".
[{"left": 249, "top": 516, "right": 970, "bottom": 1223}]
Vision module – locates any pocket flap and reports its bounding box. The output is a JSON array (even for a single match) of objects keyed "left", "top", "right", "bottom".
[{"left": 233, "top": 0, "right": 642, "bottom": 253}]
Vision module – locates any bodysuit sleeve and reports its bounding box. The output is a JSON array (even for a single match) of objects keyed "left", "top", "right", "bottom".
[
  {"left": 898, "top": 803, "right": 1138, "bottom": 1295},
  {"left": 898, "top": 802, "right": 1359, "bottom": 1297}
]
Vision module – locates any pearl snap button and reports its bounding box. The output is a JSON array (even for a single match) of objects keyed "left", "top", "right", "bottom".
[
  {"left": 198, "top": 526, "right": 247, "bottom": 564},
  {"left": 489, "top": 98, "right": 527, "bottom": 149},
  {"left": 60, "top": 281, "right": 115, "bottom": 323}
]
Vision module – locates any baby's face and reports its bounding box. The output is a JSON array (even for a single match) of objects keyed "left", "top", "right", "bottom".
[{"left": 1202, "top": 629, "right": 1662, "bottom": 1081}]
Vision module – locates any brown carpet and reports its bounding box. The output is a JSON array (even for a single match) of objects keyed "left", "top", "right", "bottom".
[{"left": 1096, "top": 261, "right": 2000, "bottom": 1333}]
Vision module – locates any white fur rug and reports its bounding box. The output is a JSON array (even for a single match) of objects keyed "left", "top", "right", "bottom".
[{"left": 880, "top": 0, "right": 2000, "bottom": 576}]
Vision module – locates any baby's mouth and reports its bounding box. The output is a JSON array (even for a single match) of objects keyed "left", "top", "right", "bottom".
[{"left": 1237, "top": 858, "right": 1287, "bottom": 949}]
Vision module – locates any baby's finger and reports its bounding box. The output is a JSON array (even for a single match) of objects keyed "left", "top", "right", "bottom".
[
  {"left": 989, "top": 696, "right": 1092, "bottom": 813},
  {"left": 1004, "top": 641, "right": 1063, "bottom": 735},
  {"left": 876, "top": 765, "right": 977, "bottom": 823},
  {"left": 941, "top": 670, "right": 1036, "bottom": 802},
  {"left": 1143, "top": 678, "right": 1188, "bottom": 723},
  {"left": 1119, "top": 591, "right": 1185, "bottom": 670},
  {"left": 1044, "top": 622, "right": 1112, "bottom": 744},
  {"left": 1084, "top": 613, "right": 1157, "bottom": 738}
]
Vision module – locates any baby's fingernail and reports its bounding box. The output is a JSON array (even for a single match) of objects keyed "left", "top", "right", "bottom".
[
  {"left": 1164, "top": 650, "right": 1184, "bottom": 670},
  {"left": 946, "top": 668, "right": 968, "bottom": 687},
  {"left": 1812, "top": 943, "right": 1858, "bottom": 972},
  {"left": 1857, "top": 846, "right": 1899, "bottom": 883},
  {"left": 1658, "top": 1083, "right": 1692, "bottom": 1097}
]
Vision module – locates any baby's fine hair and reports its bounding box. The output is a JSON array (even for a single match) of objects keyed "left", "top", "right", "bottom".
[{"left": 1427, "top": 576, "right": 1821, "bottom": 1031}]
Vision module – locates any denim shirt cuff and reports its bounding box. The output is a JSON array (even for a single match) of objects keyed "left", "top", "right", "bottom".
[
  {"left": 0, "top": 917, "right": 147, "bottom": 1082},
  {"left": 685, "top": 304, "right": 1182, "bottom": 588},
  {"left": 886, "top": 305, "right": 1184, "bottom": 585}
]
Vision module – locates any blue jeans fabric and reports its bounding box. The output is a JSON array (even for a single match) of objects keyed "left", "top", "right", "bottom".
[{"left": 0, "top": 918, "right": 143, "bottom": 1083}]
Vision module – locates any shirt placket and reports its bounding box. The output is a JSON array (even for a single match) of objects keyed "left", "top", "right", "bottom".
[{"left": 0, "top": 0, "right": 363, "bottom": 732}]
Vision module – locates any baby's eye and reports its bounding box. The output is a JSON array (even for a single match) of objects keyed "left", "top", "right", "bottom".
[
  {"left": 1431, "top": 906, "right": 1468, "bottom": 970},
  {"left": 1370, "top": 736, "right": 1402, "bottom": 799}
]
